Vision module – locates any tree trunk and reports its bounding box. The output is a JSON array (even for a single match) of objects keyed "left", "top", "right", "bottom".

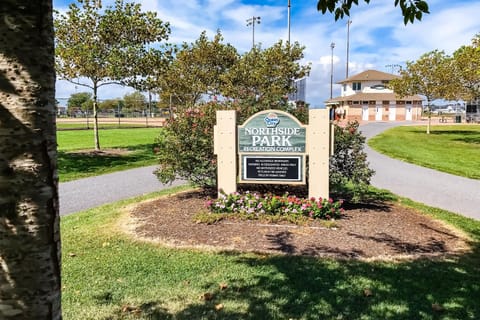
[
  {"left": 92, "top": 82, "right": 101, "bottom": 150},
  {"left": 0, "top": 1, "right": 62, "bottom": 319}
]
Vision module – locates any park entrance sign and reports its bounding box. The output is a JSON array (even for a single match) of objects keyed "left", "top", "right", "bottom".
[
  {"left": 214, "top": 108, "right": 330, "bottom": 199},
  {"left": 238, "top": 110, "right": 306, "bottom": 183}
]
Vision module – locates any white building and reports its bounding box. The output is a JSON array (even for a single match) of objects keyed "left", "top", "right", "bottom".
[{"left": 326, "top": 69, "right": 423, "bottom": 121}]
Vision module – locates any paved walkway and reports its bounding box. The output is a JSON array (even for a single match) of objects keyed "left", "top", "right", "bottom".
[
  {"left": 360, "top": 122, "right": 480, "bottom": 220},
  {"left": 59, "top": 166, "right": 184, "bottom": 215},
  {"left": 59, "top": 122, "right": 479, "bottom": 220}
]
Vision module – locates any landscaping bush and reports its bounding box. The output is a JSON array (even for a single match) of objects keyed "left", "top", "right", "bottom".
[
  {"left": 329, "top": 121, "right": 375, "bottom": 201},
  {"left": 154, "top": 102, "right": 224, "bottom": 188}
]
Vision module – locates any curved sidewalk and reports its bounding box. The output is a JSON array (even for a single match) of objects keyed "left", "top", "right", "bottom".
[
  {"left": 361, "top": 122, "right": 480, "bottom": 220},
  {"left": 59, "top": 165, "right": 184, "bottom": 216}
]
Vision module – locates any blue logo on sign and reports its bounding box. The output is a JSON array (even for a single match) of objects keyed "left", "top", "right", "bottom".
[{"left": 264, "top": 113, "right": 280, "bottom": 128}]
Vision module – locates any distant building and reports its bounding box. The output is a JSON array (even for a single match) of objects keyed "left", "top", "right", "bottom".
[
  {"left": 288, "top": 77, "right": 306, "bottom": 102},
  {"left": 325, "top": 69, "right": 423, "bottom": 121}
]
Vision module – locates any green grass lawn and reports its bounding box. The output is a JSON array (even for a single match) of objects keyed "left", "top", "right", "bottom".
[
  {"left": 368, "top": 125, "right": 480, "bottom": 179},
  {"left": 57, "top": 128, "right": 161, "bottom": 181},
  {"left": 61, "top": 185, "right": 480, "bottom": 320}
]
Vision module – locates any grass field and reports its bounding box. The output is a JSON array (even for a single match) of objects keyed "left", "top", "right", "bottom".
[
  {"left": 57, "top": 128, "right": 161, "bottom": 181},
  {"left": 61, "top": 186, "right": 480, "bottom": 320},
  {"left": 368, "top": 125, "right": 480, "bottom": 179}
]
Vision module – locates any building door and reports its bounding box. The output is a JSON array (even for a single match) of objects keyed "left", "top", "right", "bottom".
[
  {"left": 362, "top": 106, "right": 369, "bottom": 121},
  {"left": 375, "top": 106, "right": 383, "bottom": 121},
  {"left": 389, "top": 106, "right": 396, "bottom": 121},
  {"left": 406, "top": 106, "right": 412, "bottom": 120}
]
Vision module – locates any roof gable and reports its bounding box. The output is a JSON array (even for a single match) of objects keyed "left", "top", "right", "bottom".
[{"left": 338, "top": 69, "right": 400, "bottom": 84}]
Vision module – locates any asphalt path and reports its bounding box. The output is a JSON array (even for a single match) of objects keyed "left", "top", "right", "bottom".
[
  {"left": 360, "top": 122, "right": 480, "bottom": 220},
  {"left": 59, "top": 122, "right": 479, "bottom": 220},
  {"left": 59, "top": 165, "right": 184, "bottom": 216}
]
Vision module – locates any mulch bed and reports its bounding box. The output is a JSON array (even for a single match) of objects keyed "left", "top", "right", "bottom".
[{"left": 123, "top": 190, "right": 470, "bottom": 260}]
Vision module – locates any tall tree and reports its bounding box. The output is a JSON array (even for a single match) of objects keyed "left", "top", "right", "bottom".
[
  {"left": 161, "top": 30, "right": 238, "bottom": 109},
  {"left": 155, "top": 41, "right": 311, "bottom": 188},
  {"left": 222, "top": 40, "right": 310, "bottom": 116},
  {"left": 451, "top": 34, "right": 480, "bottom": 103},
  {"left": 317, "top": 0, "right": 430, "bottom": 24},
  {"left": 0, "top": 1, "right": 61, "bottom": 319},
  {"left": 389, "top": 50, "right": 452, "bottom": 134},
  {"left": 54, "top": 0, "right": 170, "bottom": 150}
]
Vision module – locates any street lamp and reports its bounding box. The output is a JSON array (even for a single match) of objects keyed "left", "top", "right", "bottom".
[
  {"left": 246, "top": 16, "right": 261, "bottom": 48},
  {"left": 330, "top": 42, "right": 335, "bottom": 99}
]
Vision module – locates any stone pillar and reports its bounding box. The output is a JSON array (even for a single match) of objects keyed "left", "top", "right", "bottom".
[
  {"left": 213, "top": 110, "right": 237, "bottom": 196},
  {"left": 307, "top": 109, "right": 330, "bottom": 200}
]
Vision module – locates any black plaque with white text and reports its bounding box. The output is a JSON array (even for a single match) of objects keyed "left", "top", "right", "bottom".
[{"left": 243, "top": 156, "right": 302, "bottom": 182}]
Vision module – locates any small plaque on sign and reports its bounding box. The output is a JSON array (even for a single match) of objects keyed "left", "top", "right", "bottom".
[{"left": 242, "top": 155, "right": 303, "bottom": 182}]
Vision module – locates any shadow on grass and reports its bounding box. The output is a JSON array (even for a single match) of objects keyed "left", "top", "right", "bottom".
[
  {"left": 58, "top": 144, "right": 156, "bottom": 181},
  {"left": 429, "top": 130, "right": 480, "bottom": 144},
  {"left": 101, "top": 249, "right": 480, "bottom": 319}
]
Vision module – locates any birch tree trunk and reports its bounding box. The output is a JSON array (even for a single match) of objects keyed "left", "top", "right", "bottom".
[{"left": 0, "top": 1, "right": 62, "bottom": 319}]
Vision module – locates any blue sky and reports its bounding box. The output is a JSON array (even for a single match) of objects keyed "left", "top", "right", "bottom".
[{"left": 54, "top": 0, "right": 480, "bottom": 107}]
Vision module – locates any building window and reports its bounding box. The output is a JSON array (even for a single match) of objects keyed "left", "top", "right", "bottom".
[{"left": 352, "top": 82, "right": 361, "bottom": 91}]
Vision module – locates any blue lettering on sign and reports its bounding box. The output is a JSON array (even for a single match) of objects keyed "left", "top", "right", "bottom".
[{"left": 264, "top": 113, "right": 280, "bottom": 128}]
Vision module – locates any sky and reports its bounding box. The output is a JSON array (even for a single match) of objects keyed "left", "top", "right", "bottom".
[{"left": 53, "top": 0, "right": 480, "bottom": 108}]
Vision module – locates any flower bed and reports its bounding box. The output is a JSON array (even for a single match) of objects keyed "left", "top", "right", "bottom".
[{"left": 205, "top": 191, "right": 344, "bottom": 220}]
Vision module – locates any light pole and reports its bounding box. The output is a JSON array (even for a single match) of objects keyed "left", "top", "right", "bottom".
[
  {"left": 287, "top": 0, "right": 291, "bottom": 44},
  {"left": 246, "top": 16, "right": 261, "bottom": 48},
  {"left": 330, "top": 42, "right": 335, "bottom": 99},
  {"left": 346, "top": 19, "right": 352, "bottom": 78}
]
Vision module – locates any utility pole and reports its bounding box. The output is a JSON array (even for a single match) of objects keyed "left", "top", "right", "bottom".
[
  {"left": 287, "top": 0, "right": 291, "bottom": 44},
  {"left": 330, "top": 42, "right": 335, "bottom": 99},
  {"left": 246, "top": 16, "right": 261, "bottom": 48},
  {"left": 346, "top": 19, "right": 352, "bottom": 78}
]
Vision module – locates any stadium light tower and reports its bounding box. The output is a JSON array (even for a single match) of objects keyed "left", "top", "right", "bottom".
[{"left": 246, "top": 16, "right": 261, "bottom": 48}]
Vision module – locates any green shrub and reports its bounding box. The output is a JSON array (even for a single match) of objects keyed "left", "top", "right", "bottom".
[
  {"left": 329, "top": 121, "right": 375, "bottom": 201},
  {"left": 154, "top": 102, "right": 224, "bottom": 188}
]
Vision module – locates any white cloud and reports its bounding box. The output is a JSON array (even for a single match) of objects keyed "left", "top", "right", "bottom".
[{"left": 54, "top": 0, "right": 480, "bottom": 106}]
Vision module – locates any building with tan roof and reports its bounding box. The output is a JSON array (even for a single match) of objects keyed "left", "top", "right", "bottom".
[{"left": 326, "top": 69, "right": 423, "bottom": 121}]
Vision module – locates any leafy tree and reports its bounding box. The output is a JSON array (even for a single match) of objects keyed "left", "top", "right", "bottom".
[
  {"left": 317, "top": 0, "right": 429, "bottom": 24},
  {"left": 389, "top": 50, "right": 451, "bottom": 134},
  {"left": 98, "top": 98, "right": 123, "bottom": 113},
  {"left": 161, "top": 30, "right": 238, "bottom": 109},
  {"left": 67, "top": 91, "right": 93, "bottom": 112},
  {"left": 155, "top": 40, "right": 311, "bottom": 189},
  {"left": 123, "top": 91, "right": 146, "bottom": 112},
  {"left": 451, "top": 34, "right": 480, "bottom": 104},
  {"left": 54, "top": 0, "right": 170, "bottom": 150},
  {"left": 0, "top": 1, "right": 61, "bottom": 318},
  {"left": 222, "top": 41, "right": 310, "bottom": 118}
]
